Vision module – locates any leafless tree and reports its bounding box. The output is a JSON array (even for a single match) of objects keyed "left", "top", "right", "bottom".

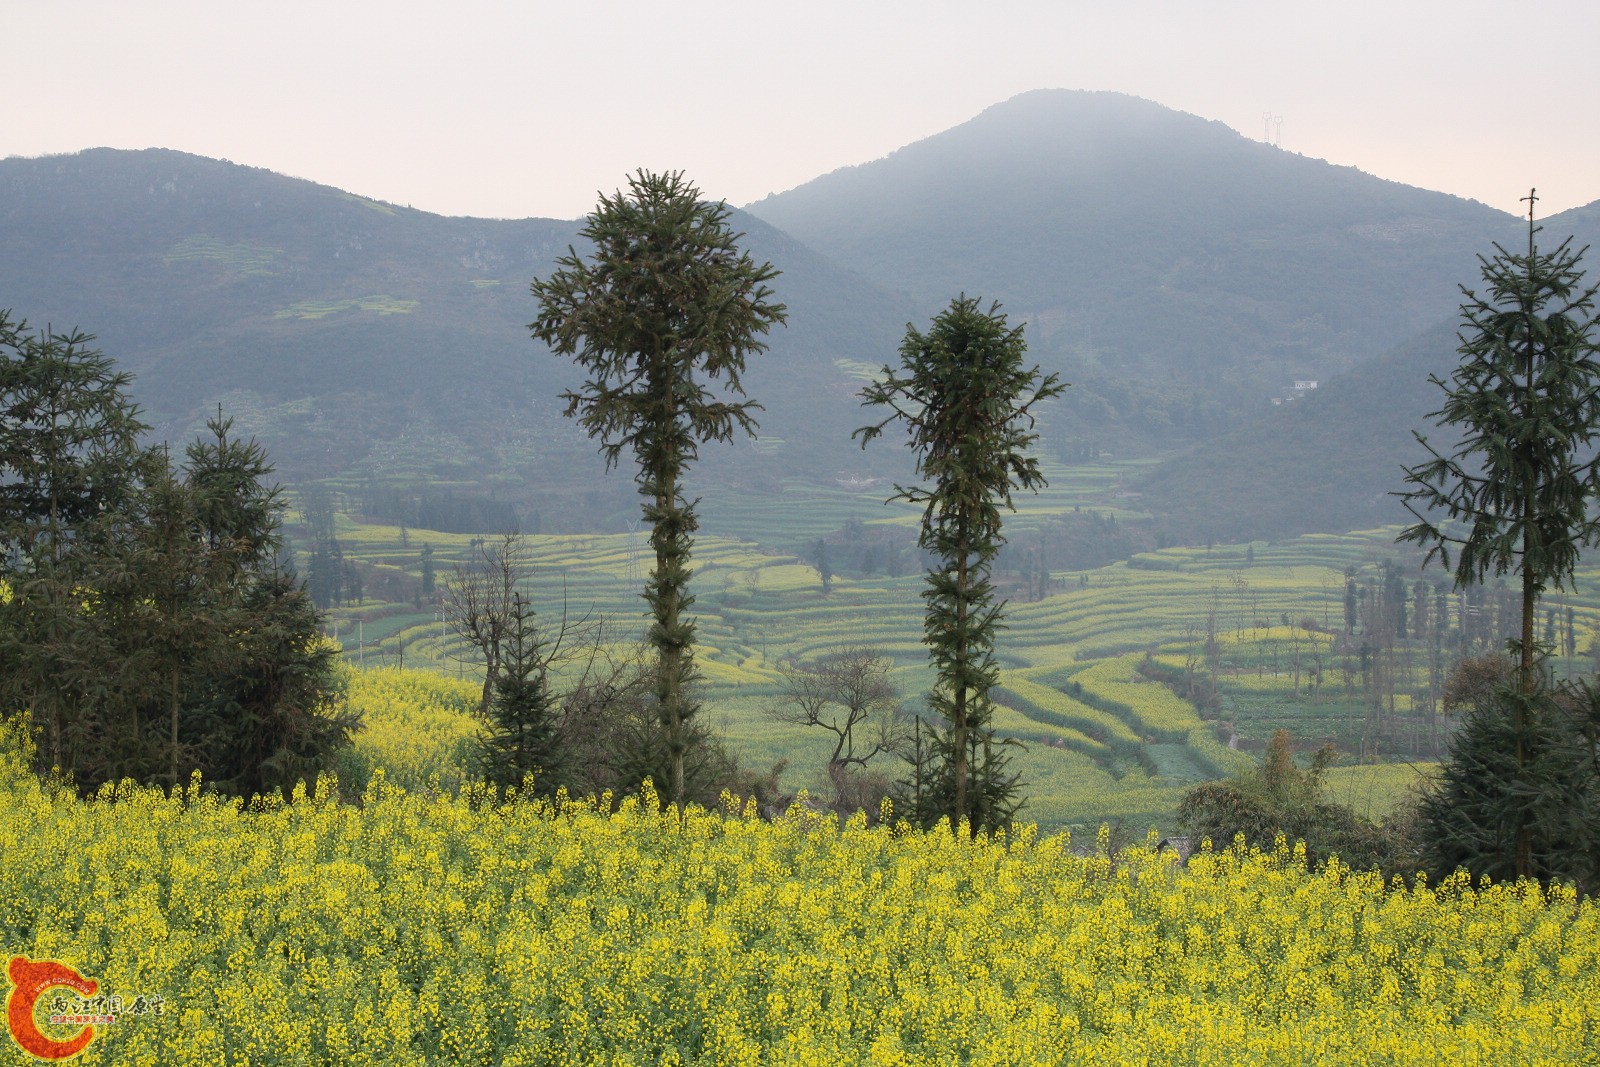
[
  {"left": 769, "top": 648, "right": 910, "bottom": 814},
  {"left": 441, "top": 532, "right": 529, "bottom": 715},
  {"left": 558, "top": 636, "right": 771, "bottom": 809}
]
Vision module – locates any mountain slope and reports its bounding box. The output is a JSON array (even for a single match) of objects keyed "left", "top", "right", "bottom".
[
  {"left": 746, "top": 89, "right": 1524, "bottom": 451},
  {"left": 8, "top": 112, "right": 1598, "bottom": 544},
  {"left": 0, "top": 149, "right": 918, "bottom": 526},
  {"left": 1136, "top": 197, "right": 1600, "bottom": 543}
]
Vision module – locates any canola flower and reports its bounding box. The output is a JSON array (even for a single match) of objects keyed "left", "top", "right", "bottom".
[
  {"left": 335, "top": 666, "right": 482, "bottom": 795},
  {"left": 0, "top": 714, "right": 1596, "bottom": 1066}
]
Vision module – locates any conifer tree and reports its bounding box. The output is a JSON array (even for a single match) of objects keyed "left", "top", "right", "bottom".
[
  {"left": 811, "top": 538, "right": 832, "bottom": 595},
  {"left": 0, "top": 314, "right": 148, "bottom": 569},
  {"left": 1417, "top": 674, "right": 1600, "bottom": 893},
  {"left": 1398, "top": 191, "right": 1600, "bottom": 882},
  {"left": 477, "top": 593, "right": 567, "bottom": 795},
  {"left": 530, "top": 170, "right": 786, "bottom": 811},
  {"left": 0, "top": 313, "right": 152, "bottom": 770},
  {"left": 856, "top": 296, "right": 1063, "bottom": 833},
  {"left": 0, "top": 326, "right": 352, "bottom": 796},
  {"left": 1398, "top": 191, "right": 1600, "bottom": 684}
]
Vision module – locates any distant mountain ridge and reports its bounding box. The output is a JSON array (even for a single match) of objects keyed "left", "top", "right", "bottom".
[
  {"left": 0, "top": 148, "right": 918, "bottom": 527},
  {"left": 6, "top": 94, "right": 1600, "bottom": 542},
  {"left": 1137, "top": 194, "right": 1600, "bottom": 544},
  {"left": 746, "top": 89, "right": 1600, "bottom": 541},
  {"left": 746, "top": 89, "right": 1551, "bottom": 451}
]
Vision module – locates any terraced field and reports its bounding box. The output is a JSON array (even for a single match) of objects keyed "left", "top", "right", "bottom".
[{"left": 299, "top": 463, "right": 1600, "bottom": 830}]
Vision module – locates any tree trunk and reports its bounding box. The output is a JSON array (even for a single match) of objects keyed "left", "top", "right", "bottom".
[
  {"left": 170, "top": 668, "right": 181, "bottom": 792},
  {"left": 952, "top": 532, "right": 970, "bottom": 835}
]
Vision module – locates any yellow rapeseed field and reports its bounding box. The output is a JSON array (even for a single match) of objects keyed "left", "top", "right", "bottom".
[{"left": 1, "top": 716, "right": 1595, "bottom": 1066}]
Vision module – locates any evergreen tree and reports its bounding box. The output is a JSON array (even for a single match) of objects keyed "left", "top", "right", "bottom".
[
  {"left": 811, "top": 538, "right": 832, "bottom": 595},
  {"left": 0, "top": 330, "right": 353, "bottom": 797},
  {"left": 856, "top": 296, "right": 1064, "bottom": 833},
  {"left": 190, "top": 569, "right": 354, "bottom": 799},
  {"left": 476, "top": 593, "right": 567, "bottom": 795},
  {"left": 79, "top": 413, "right": 353, "bottom": 796},
  {"left": 1398, "top": 191, "right": 1600, "bottom": 683},
  {"left": 307, "top": 541, "right": 343, "bottom": 610},
  {"left": 0, "top": 313, "right": 148, "bottom": 569},
  {"left": 1397, "top": 192, "right": 1600, "bottom": 882},
  {"left": 180, "top": 413, "right": 353, "bottom": 796},
  {"left": 0, "top": 313, "right": 153, "bottom": 770},
  {"left": 530, "top": 169, "right": 786, "bottom": 811},
  {"left": 1418, "top": 673, "right": 1600, "bottom": 894}
]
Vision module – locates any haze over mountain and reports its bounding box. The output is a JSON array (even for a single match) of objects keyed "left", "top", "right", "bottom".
[
  {"left": 0, "top": 148, "right": 917, "bottom": 529},
  {"left": 1138, "top": 193, "right": 1600, "bottom": 545},
  {"left": 5, "top": 92, "right": 1599, "bottom": 543},
  {"left": 746, "top": 89, "right": 1541, "bottom": 452}
]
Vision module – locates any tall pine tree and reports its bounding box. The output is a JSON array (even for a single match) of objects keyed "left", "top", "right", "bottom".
[
  {"left": 1398, "top": 191, "right": 1600, "bottom": 883},
  {"left": 530, "top": 170, "right": 786, "bottom": 812},
  {"left": 856, "top": 296, "right": 1063, "bottom": 834}
]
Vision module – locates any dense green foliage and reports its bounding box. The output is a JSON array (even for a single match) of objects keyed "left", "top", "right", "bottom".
[
  {"left": 474, "top": 594, "right": 566, "bottom": 794},
  {"left": 857, "top": 297, "right": 1064, "bottom": 832},
  {"left": 1179, "top": 729, "right": 1410, "bottom": 876},
  {"left": 1418, "top": 670, "right": 1600, "bottom": 895},
  {"left": 531, "top": 170, "right": 787, "bottom": 809},
  {"left": 0, "top": 318, "right": 353, "bottom": 796},
  {"left": 1399, "top": 198, "right": 1600, "bottom": 881}
]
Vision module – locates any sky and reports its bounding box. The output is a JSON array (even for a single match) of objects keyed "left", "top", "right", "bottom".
[{"left": 10, "top": 0, "right": 1599, "bottom": 221}]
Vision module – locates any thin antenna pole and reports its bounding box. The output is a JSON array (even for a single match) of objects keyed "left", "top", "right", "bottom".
[{"left": 1522, "top": 187, "right": 1539, "bottom": 256}]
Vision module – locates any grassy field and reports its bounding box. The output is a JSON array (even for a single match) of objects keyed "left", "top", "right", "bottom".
[{"left": 274, "top": 295, "right": 420, "bottom": 320}]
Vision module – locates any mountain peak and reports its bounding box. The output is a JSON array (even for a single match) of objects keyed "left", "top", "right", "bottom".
[
  {"left": 960, "top": 88, "right": 1234, "bottom": 142},
  {"left": 743, "top": 90, "right": 1519, "bottom": 456}
]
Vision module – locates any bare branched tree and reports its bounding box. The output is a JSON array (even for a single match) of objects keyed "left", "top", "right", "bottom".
[
  {"left": 769, "top": 647, "right": 910, "bottom": 775},
  {"left": 558, "top": 636, "right": 753, "bottom": 808},
  {"left": 442, "top": 532, "right": 529, "bottom": 715}
]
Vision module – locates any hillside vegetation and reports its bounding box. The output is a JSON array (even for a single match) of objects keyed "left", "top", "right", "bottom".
[
  {"left": 0, "top": 149, "right": 917, "bottom": 525},
  {"left": 307, "top": 479, "right": 1600, "bottom": 831},
  {"left": 8, "top": 98, "right": 1599, "bottom": 540},
  {"left": 746, "top": 90, "right": 1531, "bottom": 448}
]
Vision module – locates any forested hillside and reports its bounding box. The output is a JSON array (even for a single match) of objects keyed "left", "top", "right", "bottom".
[
  {"left": 0, "top": 149, "right": 917, "bottom": 530},
  {"left": 6, "top": 98, "right": 1599, "bottom": 543},
  {"left": 1137, "top": 197, "right": 1600, "bottom": 543},
  {"left": 746, "top": 89, "right": 1530, "bottom": 452}
]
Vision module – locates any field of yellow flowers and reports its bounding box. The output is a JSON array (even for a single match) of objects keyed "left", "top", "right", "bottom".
[{"left": 2, "top": 718, "right": 1595, "bottom": 1066}]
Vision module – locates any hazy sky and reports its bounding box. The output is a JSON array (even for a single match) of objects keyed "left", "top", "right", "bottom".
[{"left": 11, "top": 1, "right": 1598, "bottom": 221}]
